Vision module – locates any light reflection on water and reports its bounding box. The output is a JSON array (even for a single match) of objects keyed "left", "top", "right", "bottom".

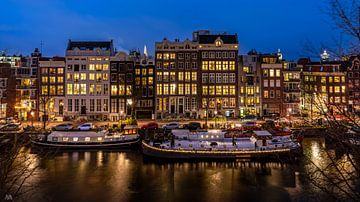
[{"left": 17, "top": 138, "right": 359, "bottom": 201}]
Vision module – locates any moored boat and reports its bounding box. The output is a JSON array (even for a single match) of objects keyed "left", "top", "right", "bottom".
[
  {"left": 142, "top": 129, "right": 302, "bottom": 159},
  {"left": 31, "top": 125, "right": 140, "bottom": 149}
]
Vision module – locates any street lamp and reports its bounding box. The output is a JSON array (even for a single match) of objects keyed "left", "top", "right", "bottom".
[
  {"left": 119, "top": 110, "right": 124, "bottom": 127},
  {"left": 214, "top": 110, "right": 218, "bottom": 128},
  {"left": 30, "top": 111, "right": 35, "bottom": 127}
]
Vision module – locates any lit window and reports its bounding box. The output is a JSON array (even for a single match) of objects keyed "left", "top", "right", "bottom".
[
  {"left": 42, "top": 76, "right": 48, "bottom": 83},
  {"left": 73, "top": 84, "right": 79, "bottom": 95},
  {"left": 215, "top": 40, "right": 222, "bottom": 47},
  {"left": 202, "top": 61, "right": 208, "bottom": 70},
  {"left": 178, "top": 72, "right": 184, "bottom": 81},
  {"left": 89, "top": 64, "right": 95, "bottom": 70},
  {"left": 80, "top": 73, "right": 86, "bottom": 80},
  {"left": 126, "top": 86, "right": 132, "bottom": 95},
  {"left": 67, "top": 84, "right": 73, "bottom": 95},
  {"left": 85, "top": 137, "right": 90, "bottom": 142},
  {"left": 89, "top": 73, "right": 95, "bottom": 80},
  {"left": 222, "top": 61, "right": 228, "bottom": 70},
  {"left": 50, "top": 77, "right": 56, "bottom": 83},
  {"left": 170, "top": 84, "right": 176, "bottom": 95},
  {"left": 80, "top": 84, "right": 86, "bottom": 95},
  {"left": 178, "top": 84, "right": 184, "bottom": 94},
  {"left": 156, "top": 53, "right": 162, "bottom": 59},
  {"left": 58, "top": 68, "right": 64, "bottom": 74},
  {"left": 41, "top": 86, "right": 48, "bottom": 95},
  {"left": 264, "top": 90, "right": 269, "bottom": 98},
  {"left": 216, "top": 86, "right": 222, "bottom": 95},
  {"left": 216, "top": 61, "right": 221, "bottom": 70},
  {"left": 276, "top": 69, "right": 280, "bottom": 77},
  {"left": 73, "top": 137, "right": 78, "bottom": 142},
  {"left": 321, "top": 86, "right": 327, "bottom": 93},
  {"left": 202, "top": 86, "right": 208, "bottom": 95},
  {"left": 185, "top": 84, "right": 191, "bottom": 95},
  {"left": 209, "top": 61, "right": 215, "bottom": 70},
  {"left": 157, "top": 84, "right": 162, "bottom": 95},
  {"left": 192, "top": 72, "right": 197, "bottom": 81},
  {"left": 269, "top": 69, "right": 274, "bottom": 77},
  {"left": 57, "top": 77, "right": 64, "bottom": 83},
  {"left": 103, "top": 64, "right": 109, "bottom": 70},
  {"left": 192, "top": 84, "right": 197, "bottom": 95},
  {"left": 49, "top": 86, "right": 56, "bottom": 95},
  {"left": 229, "top": 61, "right": 235, "bottom": 70}
]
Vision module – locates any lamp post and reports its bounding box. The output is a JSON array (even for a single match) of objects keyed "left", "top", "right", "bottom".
[
  {"left": 119, "top": 110, "right": 124, "bottom": 128},
  {"left": 30, "top": 111, "right": 35, "bottom": 127},
  {"left": 214, "top": 110, "right": 218, "bottom": 128}
]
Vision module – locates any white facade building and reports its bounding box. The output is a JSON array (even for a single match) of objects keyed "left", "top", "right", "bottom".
[{"left": 65, "top": 41, "right": 114, "bottom": 120}]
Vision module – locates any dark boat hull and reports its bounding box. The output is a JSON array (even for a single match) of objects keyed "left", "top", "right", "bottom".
[
  {"left": 31, "top": 137, "right": 140, "bottom": 150},
  {"left": 142, "top": 141, "right": 302, "bottom": 160}
]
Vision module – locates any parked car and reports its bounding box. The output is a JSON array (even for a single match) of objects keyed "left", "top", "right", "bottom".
[
  {"left": 162, "top": 122, "right": 180, "bottom": 130},
  {"left": 242, "top": 115, "right": 257, "bottom": 122},
  {"left": 6, "top": 117, "right": 15, "bottom": 124},
  {"left": 184, "top": 122, "right": 201, "bottom": 130},
  {"left": 141, "top": 122, "right": 159, "bottom": 130},
  {"left": 53, "top": 123, "right": 73, "bottom": 131},
  {"left": 1, "top": 123, "right": 21, "bottom": 131},
  {"left": 77, "top": 123, "right": 94, "bottom": 131},
  {"left": 242, "top": 121, "right": 258, "bottom": 127}
]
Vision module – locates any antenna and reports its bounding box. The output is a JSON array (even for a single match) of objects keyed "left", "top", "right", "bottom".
[{"left": 40, "top": 41, "right": 44, "bottom": 53}]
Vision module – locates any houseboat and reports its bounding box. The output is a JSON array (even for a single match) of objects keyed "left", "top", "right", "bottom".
[
  {"left": 142, "top": 129, "right": 302, "bottom": 159},
  {"left": 31, "top": 125, "right": 140, "bottom": 149}
]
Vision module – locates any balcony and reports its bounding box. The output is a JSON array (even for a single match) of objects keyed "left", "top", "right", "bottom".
[
  {"left": 284, "top": 98, "right": 300, "bottom": 103},
  {"left": 283, "top": 88, "right": 300, "bottom": 93},
  {"left": 16, "top": 85, "right": 37, "bottom": 89}
]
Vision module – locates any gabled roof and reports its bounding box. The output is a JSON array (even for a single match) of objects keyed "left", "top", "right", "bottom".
[
  {"left": 198, "top": 34, "right": 238, "bottom": 44},
  {"left": 67, "top": 40, "right": 114, "bottom": 51}
]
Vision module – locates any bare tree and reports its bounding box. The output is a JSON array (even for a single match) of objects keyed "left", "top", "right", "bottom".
[
  {"left": 38, "top": 95, "right": 52, "bottom": 129},
  {"left": 0, "top": 135, "right": 41, "bottom": 200},
  {"left": 327, "top": 0, "right": 360, "bottom": 55},
  {"left": 302, "top": 0, "right": 359, "bottom": 59},
  {"left": 297, "top": 87, "right": 360, "bottom": 200}
]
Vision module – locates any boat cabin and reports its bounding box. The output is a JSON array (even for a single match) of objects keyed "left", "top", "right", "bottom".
[
  {"left": 252, "top": 131, "right": 273, "bottom": 148},
  {"left": 47, "top": 131, "right": 108, "bottom": 143},
  {"left": 123, "top": 125, "right": 139, "bottom": 135},
  {"left": 171, "top": 129, "right": 226, "bottom": 141}
]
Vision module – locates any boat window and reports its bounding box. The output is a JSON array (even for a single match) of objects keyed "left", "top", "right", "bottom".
[
  {"left": 52, "top": 137, "right": 58, "bottom": 142},
  {"left": 125, "top": 130, "right": 129, "bottom": 135},
  {"left": 97, "top": 137, "right": 103, "bottom": 141},
  {"left": 73, "top": 137, "right": 78, "bottom": 142},
  {"left": 63, "top": 137, "right": 69, "bottom": 142},
  {"left": 85, "top": 137, "right": 90, "bottom": 142}
]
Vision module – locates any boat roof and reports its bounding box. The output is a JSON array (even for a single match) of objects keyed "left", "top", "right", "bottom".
[
  {"left": 48, "top": 131, "right": 106, "bottom": 138},
  {"left": 253, "top": 131, "right": 272, "bottom": 137},
  {"left": 124, "top": 125, "right": 139, "bottom": 129}
]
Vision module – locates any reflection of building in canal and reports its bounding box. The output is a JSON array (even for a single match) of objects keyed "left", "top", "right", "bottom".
[{"left": 137, "top": 161, "right": 297, "bottom": 201}]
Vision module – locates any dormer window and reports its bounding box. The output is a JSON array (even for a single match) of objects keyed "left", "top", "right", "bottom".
[{"left": 215, "top": 40, "right": 222, "bottom": 47}]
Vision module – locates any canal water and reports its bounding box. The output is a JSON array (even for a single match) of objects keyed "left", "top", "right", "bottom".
[{"left": 17, "top": 138, "right": 359, "bottom": 201}]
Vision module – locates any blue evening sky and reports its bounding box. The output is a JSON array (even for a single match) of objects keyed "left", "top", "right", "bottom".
[{"left": 0, "top": 0, "right": 338, "bottom": 60}]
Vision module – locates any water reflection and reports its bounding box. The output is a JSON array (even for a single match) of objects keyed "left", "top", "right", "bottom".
[{"left": 17, "top": 138, "right": 359, "bottom": 201}]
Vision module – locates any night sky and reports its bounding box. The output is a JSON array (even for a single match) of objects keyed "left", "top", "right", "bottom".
[{"left": 0, "top": 0, "right": 338, "bottom": 59}]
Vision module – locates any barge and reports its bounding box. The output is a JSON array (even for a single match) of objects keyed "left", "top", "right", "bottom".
[
  {"left": 142, "top": 129, "right": 302, "bottom": 159},
  {"left": 31, "top": 125, "right": 140, "bottom": 149}
]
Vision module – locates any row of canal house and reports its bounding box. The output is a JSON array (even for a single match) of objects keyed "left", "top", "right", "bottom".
[{"left": 0, "top": 31, "right": 359, "bottom": 121}]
